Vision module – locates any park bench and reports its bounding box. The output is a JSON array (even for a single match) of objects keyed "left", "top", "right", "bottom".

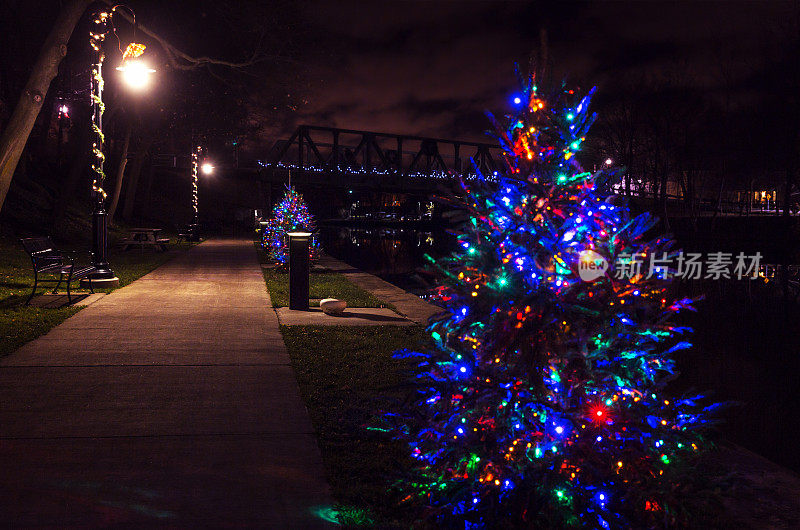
[
  {"left": 20, "top": 237, "right": 96, "bottom": 305},
  {"left": 177, "top": 223, "right": 200, "bottom": 242}
]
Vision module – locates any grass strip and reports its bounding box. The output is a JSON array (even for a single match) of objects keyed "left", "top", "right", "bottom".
[
  {"left": 280, "top": 325, "right": 426, "bottom": 527},
  {"left": 0, "top": 306, "right": 82, "bottom": 357},
  {"left": 255, "top": 240, "right": 391, "bottom": 308},
  {"left": 262, "top": 267, "right": 389, "bottom": 308},
  {"left": 0, "top": 239, "right": 194, "bottom": 358}
]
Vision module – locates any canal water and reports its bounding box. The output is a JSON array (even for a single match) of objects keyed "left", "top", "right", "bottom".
[
  {"left": 318, "top": 224, "right": 455, "bottom": 296},
  {"left": 320, "top": 222, "right": 800, "bottom": 474}
]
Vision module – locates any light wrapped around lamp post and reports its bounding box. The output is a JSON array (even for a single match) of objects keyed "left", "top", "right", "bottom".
[
  {"left": 84, "top": 8, "right": 154, "bottom": 288},
  {"left": 288, "top": 231, "right": 312, "bottom": 310},
  {"left": 88, "top": 11, "right": 114, "bottom": 281}
]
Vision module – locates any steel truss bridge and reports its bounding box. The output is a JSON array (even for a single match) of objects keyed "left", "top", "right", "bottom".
[{"left": 258, "top": 125, "right": 502, "bottom": 191}]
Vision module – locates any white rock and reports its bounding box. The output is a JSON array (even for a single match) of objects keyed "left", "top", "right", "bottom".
[{"left": 320, "top": 298, "right": 347, "bottom": 315}]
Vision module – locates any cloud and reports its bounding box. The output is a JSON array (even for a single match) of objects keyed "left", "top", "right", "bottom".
[{"left": 246, "top": 0, "right": 795, "bottom": 158}]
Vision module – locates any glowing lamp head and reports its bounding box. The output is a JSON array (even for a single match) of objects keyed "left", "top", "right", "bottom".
[
  {"left": 201, "top": 162, "right": 214, "bottom": 175},
  {"left": 512, "top": 96, "right": 522, "bottom": 105},
  {"left": 605, "top": 158, "right": 613, "bottom": 165},
  {"left": 117, "top": 59, "right": 156, "bottom": 90}
]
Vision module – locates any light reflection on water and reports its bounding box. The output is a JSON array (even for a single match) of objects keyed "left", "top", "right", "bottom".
[{"left": 318, "top": 225, "right": 455, "bottom": 294}]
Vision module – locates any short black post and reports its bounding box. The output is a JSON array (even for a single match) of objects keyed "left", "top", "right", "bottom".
[{"left": 288, "top": 231, "right": 311, "bottom": 310}]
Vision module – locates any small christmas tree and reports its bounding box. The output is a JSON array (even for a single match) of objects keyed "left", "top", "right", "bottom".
[
  {"left": 380, "top": 71, "right": 717, "bottom": 528},
  {"left": 263, "top": 186, "right": 320, "bottom": 266}
]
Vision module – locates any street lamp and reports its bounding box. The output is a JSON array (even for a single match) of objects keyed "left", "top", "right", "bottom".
[
  {"left": 117, "top": 58, "right": 156, "bottom": 90},
  {"left": 56, "top": 103, "right": 70, "bottom": 160},
  {"left": 201, "top": 162, "right": 214, "bottom": 175},
  {"left": 605, "top": 158, "right": 613, "bottom": 166},
  {"left": 86, "top": 9, "right": 155, "bottom": 287}
]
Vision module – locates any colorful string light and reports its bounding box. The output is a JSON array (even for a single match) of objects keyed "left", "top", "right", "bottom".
[
  {"left": 262, "top": 186, "right": 320, "bottom": 266},
  {"left": 378, "top": 71, "right": 718, "bottom": 528}
]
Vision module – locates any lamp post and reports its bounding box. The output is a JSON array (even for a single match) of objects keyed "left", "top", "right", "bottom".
[
  {"left": 189, "top": 146, "right": 213, "bottom": 241},
  {"left": 87, "top": 11, "right": 113, "bottom": 283},
  {"left": 191, "top": 146, "right": 201, "bottom": 227},
  {"left": 56, "top": 103, "right": 69, "bottom": 161},
  {"left": 86, "top": 8, "right": 154, "bottom": 286}
]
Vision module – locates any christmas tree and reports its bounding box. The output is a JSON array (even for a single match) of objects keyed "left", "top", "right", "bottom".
[
  {"left": 263, "top": 186, "right": 320, "bottom": 266},
  {"left": 380, "top": 71, "right": 717, "bottom": 528}
]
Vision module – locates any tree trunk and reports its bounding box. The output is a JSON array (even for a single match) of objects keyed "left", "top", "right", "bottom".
[
  {"left": 121, "top": 133, "right": 153, "bottom": 221},
  {"left": 140, "top": 157, "right": 155, "bottom": 218},
  {"left": 107, "top": 121, "right": 131, "bottom": 223},
  {"left": 0, "top": 0, "right": 92, "bottom": 214}
]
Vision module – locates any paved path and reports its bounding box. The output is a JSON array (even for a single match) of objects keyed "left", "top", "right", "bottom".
[
  {"left": 319, "top": 254, "right": 444, "bottom": 325},
  {"left": 0, "top": 239, "right": 333, "bottom": 527}
]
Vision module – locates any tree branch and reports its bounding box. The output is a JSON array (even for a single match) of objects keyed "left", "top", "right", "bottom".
[{"left": 101, "top": 1, "right": 278, "bottom": 71}]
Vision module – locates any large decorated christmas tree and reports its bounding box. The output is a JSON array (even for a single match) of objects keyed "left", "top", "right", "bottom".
[
  {"left": 381, "top": 71, "right": 717, "bottom": 528},
  {"left": 263, "top": 186, "right": 320, "bottom": 266}
]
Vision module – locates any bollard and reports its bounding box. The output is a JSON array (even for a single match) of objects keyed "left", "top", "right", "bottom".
[{"left": 288, "top": 231, "right": 312, "bottom": 310}]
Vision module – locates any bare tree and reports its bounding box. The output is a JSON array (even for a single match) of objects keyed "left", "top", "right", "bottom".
[
  {"left": 107, "top": 119, "right": 131, "bottom": 222},
  {"left": 0, "top": 0, "right": 278, "bottom": 215},
  {"left": 0, "top": 0, "right": 91, "bottom": 215}
]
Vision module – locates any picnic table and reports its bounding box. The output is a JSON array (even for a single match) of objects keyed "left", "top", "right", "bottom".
[{"left": 121, "top": 228, "right": 169, "bottom": 251}]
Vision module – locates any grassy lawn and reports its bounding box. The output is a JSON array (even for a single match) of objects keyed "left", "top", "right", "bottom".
[
  {"left": 255, "top": 239, "right": 389, "bottom": 308},
  {"left": 258, "top": 240, "right": 424, "bottom": 523},
  {"left": 0, "top": 237, "right": 194, "bottom": 358},
  {"left": 262, "top": 267, "right": 388, "bottom": 308},
  {"left": 280, "top": 325, "right": 426, "bottom": 527}
]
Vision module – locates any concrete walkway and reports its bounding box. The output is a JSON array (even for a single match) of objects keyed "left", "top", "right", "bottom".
[
  {"left": 319, "top": 254, "right": 444, "bottom": 325},
  {"left": 0, "top": 239, "right": 333, "bottom": 527}
]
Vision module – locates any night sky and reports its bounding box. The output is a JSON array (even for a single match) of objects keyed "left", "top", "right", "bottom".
[
  {"left": 256, "top": 0, "right": 794, "bottom": 148},
  {"left": 2, "top": 1, "right": 795, "bottom": 163}
]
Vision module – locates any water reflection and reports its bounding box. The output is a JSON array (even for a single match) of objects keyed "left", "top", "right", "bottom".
[{"left": 319, "top": 225, "right": 454, "bottom": 293}]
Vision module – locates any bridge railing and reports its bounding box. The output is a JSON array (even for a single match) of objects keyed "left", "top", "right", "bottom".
[{"left": 263, "top": 125, "right": 501, "bottom": 179}]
